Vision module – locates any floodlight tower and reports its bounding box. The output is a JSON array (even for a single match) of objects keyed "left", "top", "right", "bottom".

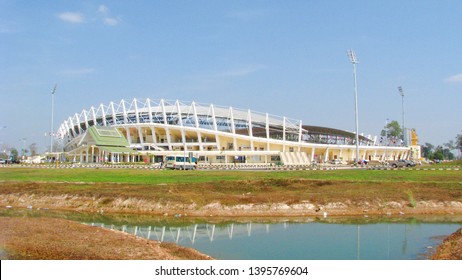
[
  {"left": 20, "top": 138, "right": 27, "bottom": 158},
  {"left": 348, "top": 50, "right": 360, "bottom": 163},
  {"left": 50, "top": 84, "right": 57, "bottom": 155},
  {"left": 398, "top": 86, "right": 406, "bottom": 146}
]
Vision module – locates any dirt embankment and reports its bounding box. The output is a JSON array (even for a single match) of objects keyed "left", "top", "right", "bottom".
[
  {"left": 0, "top": 217, "right": 212, "bottom": 260},
  {"left": 1, "top": 180, "right": 462, "bottom": 217},
  {"left": 431, "top": 228, "right": 462, "bottom": 260}
]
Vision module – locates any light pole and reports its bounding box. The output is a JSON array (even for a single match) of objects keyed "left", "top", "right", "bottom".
[
  {"left": 50, "top": 84, "right": 57, "bottom": 156},
  {"left": 385, "top": 118, "right": 389, "bottom": 161},
  {"left": 398, "top": 86, "right": 406, "bottom": 146},
  {"left": 348, "top": 50, "right": 360, "bottom": 163},
  {"left": 20, "top": 138, "right": 27, "bottom": 159}
]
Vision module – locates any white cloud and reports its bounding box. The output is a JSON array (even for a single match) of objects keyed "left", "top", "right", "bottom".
[
  {"left": 98, "top": 5, "right": 120, "bottom": 26},
  {"left": 103, "top": 17, "right": 119, "bottom": 26},
  {"left": 216, "top": 65, "right": 266, "bottom": 78},
  {"left": 445, "top": 73, "right": 462, "bottom": 83},
  {"left": 98, "top": 5, "right": 109, "bottom": 15},
  {"left": 58, "top": 12, "right": 85, "bottom": 23}
]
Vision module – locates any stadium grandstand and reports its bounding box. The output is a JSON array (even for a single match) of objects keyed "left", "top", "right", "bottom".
[{"left": 57, "top": 98, "right": 420, "bottom": 166}]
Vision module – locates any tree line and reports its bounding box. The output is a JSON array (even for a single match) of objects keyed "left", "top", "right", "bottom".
[{"left": 381, "top": 120, "right": 461, "bottom": 161}]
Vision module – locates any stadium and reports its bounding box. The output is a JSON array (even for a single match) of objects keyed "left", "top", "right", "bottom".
[{"left": 58, "top": 98, "right": 420, "bottom": 166}]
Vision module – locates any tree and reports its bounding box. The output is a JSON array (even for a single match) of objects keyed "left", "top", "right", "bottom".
[
  {"left": 29, "top": 143, "right": 38, "bottom": 156},
  {"left": 433, "top": 146, "right": 444, "bottom": 161},
  {"left": 381, "top": 120, "right": 403, "bottom": 139},
  {"left": 10, "top": 148, "right": 18, "bottom": 161},
  {"left": 444, "top": 140, "right": 455, "bottom": 150},
  {"left": 457, "top": 133, "right": 462, "bottom": 153},
  {"left": 421, "top": 142, "right": 434, "bottom": 159}
]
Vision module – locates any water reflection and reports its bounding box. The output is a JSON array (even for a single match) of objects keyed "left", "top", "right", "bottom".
[
  {"left": 84, "top": 219, "right": 461, "bottom": 260},
  {"left": 2, "top": 209, "right": 461, "bottom": 260}
]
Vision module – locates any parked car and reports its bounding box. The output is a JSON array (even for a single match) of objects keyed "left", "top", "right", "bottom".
[
  {"left": 0, "top": 159, "right": 6, "bottom": 164},
  {"left": 330, "top": 159, "right": 344, "bottom": 165},
  {"left": 389, "top": 159, "right": 416, "bottom": 168}
]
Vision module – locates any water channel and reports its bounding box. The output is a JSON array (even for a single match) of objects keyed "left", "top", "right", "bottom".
[{"left": 2, "top": 209, "right": 461, "bottom": 260}]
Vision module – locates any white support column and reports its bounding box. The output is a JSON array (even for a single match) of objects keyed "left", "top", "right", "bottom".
[
  {"left": 133, "top": 99, "right": 144, "bottom": 148},
  {"left": 147, "top": 98, "right": 153, "bottom": 123},
  {"left": 100, "top": 104, "right": 107, "bottom": 126},
  {"left": 91, "top": 107, "right": 97, "bottom": 126},
  {"left": 229, "top": 107, "right": 237, "bottom": 151},
  {"left": 211, "top": 104, "right": 218, "bottom": 131},
  {"left": 110, "top": 102, "right": 116, "bottom": 125},
  {"left": 137, "top": 127, "right": 144, "bottom": 147},
  {"left": 75, "top": 113, "right": 82, "bottom": 134},
  {"left": 311, "top": 148, "right": 315, "bottom": 162},
  {"left": 66, "top": 117, "right": 75, "bottom": 136},
  {"left": 298, "top": 120, "right": 303, "bottom": 152},
  {"left": 120, "top": 102, "right": 131, "bottom": 146},
  {"left": 83, "top": 110, "right": 89, "bottom": 131},
  {"left": 248, "top": 109, "right": 254, "bottom": 150},
  {"left": 210, "top": 104, "right": 220, "bottom": 150},
  {"left": 121, "top": 99, "right": 128, "bottom": 124},
  {"left": 282, "top": 117, "right": 286, "bottom": 152},
  {"left": 134, "top": 98, "right": 140, "bottom": 123},
  {"left": 146, "top": 99, "right": 157, "bottom": 148},
  {"left": 125, "top": 127, "right": 132, "bottom": 146},
  {"left": 151, "top": 126, "right": 157, "bottom": 146},
  {"left": 85, "top": 146, "right": 89, "bottom": 163},
  {"left": 176, "top": 100, "right": 187, "bottom": 151},
  {"left": 324, "top": 148, "right": 329, "bottom": 163},
  {"left": 160, "top": 99, "right": 172, "bottom": 150},
  {"left": 193, "top": 102, "right": 203, "bottom": 151},
  {"left": 266, "top": 113, "right": 270, "bottom": 151}
]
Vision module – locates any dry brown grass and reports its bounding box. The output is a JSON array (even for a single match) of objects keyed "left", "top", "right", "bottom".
[
  {"left": 1, "top": 178, "right": 461, "bottom": 216},
  {"left": 431, "top": 228, "right": 462, "bottom": 260},
  {"left": 0, "top": 217, "right": 212, "bottom": 260}
]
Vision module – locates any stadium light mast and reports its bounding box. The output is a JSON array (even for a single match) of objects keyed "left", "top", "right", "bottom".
[
  {"left": 20, "top": 138, "right": 27, "bottom": 159},
  {"left": 398, "top": 86, "right": 406, "bottom": 146},
  {"left": 50, "top": 84, "right": 57, "bottom": 157},
  {"left": 347, "top": 50, "right": 360, "bottom": 163}
]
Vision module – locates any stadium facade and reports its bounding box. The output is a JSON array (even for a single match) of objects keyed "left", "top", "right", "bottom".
[{"left": 58, "top": 98, "right": 420, "bottom": 165}]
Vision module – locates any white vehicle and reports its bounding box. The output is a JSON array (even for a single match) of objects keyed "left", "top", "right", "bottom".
[
  {"left": 165, "top": 155, "right": 197, "bottom": 170},
  {"left": 329, "top": 159, "right": 344, "bottom": 165}
]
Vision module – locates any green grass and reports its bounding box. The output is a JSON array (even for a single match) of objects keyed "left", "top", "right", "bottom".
[
  {"left": 437, "top": 159, "right": 462, "bottom": 167},
  {"left": 1, "top": 167, "right": 461, "bottom": 211},
  {"left": 0, "top": 168, "right": 461, "bottom": 184}
]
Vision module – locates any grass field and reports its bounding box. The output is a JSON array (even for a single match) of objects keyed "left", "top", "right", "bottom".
[
  {"left": 1, "top": 167, "right": 461, "bottom": 184},
  {"left": 0, "top": 167, "right": 461, "bottom": 216}
]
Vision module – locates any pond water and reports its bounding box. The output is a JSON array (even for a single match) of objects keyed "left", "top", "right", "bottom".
[{"left": 2, "top": 209, "right": 461, "bottom": 260}]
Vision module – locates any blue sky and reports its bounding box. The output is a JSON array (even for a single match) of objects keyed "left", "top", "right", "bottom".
[{"left": 1, "top": 0, "right": 461, "bottom": 153}]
